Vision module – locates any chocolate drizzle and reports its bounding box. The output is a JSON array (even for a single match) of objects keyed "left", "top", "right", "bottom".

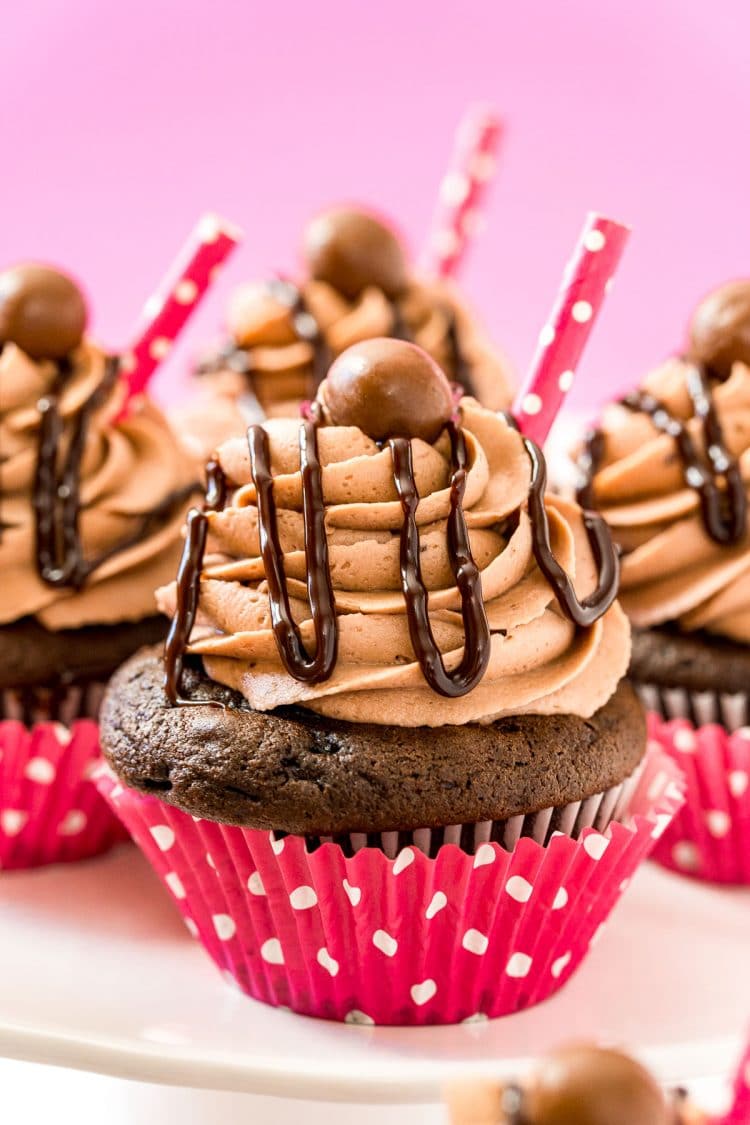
[
  {"left": 31, "top": 353, "right": 198, "bottom": 590},
  {"left": 577, "top": 362, "right": 747, "bottom": 545},
  {"left": 163, "top": 459, "right": 227, "bottom": 706},
  {"left": 389, "top": 421, "right": 491, "bottom": 696},
  {"left": 247, "top": 409, "right": 338, "bottom": 683}
]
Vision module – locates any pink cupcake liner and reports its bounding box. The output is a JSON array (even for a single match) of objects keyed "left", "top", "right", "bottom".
[
  {"left": 96, "top": 745, "right": 684, "bottom": 1026},
  {"left": 645, "top": 713, "right": 750, "bottom": 885},
  {"left": 0, "top": 682, "right": 129, "bottom": 869}
]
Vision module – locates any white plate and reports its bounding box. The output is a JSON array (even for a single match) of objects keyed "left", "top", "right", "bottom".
[{"left": 0, "top": 847, "right": 747, "bottom": 1103}]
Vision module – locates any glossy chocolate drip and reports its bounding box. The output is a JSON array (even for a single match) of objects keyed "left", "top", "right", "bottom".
[
  {"left": 163, "top": 459, "right": 227, "bottom": 705},
  {"left": 389, "top": 421, "right": 491, "bottom": 697},
  {"left": 247, "top": 410, "right": 338, "bottom": 683},
  {"left": 271, "top": 279, "right": 331, "bottom": 395},
  {"left": 577, "top": 363, "right": 747, "bottom": 545},
  {"left": 526, "top": 436, "right": 619, "bottom": 627}
]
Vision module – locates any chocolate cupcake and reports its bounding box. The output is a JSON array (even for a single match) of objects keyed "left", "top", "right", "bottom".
[
  {"left": 98, "top": 339, "right": 682, "bottom": 1024},
  {"left": 175, "top": 205, "right": 513, "bottom": 452},
  {"left": 0, "top": 263, "right": 198, "bottom": 867},
  {"left": 576, "top": 279, "right": 750, "bottom": 882},
  {"left": 445, "top": 1044, "right": 706, "bottom": 1124}
]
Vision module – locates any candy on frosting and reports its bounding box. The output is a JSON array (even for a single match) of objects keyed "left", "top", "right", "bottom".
[
  {"left": 581, "top": 357, "right": 750, "bottom": 641},
  {"left": 0, "top": 338, "right": 198, "bottom": 630},
  {"left": 157, "top": 390, "right": 630, "bottom": 727}
]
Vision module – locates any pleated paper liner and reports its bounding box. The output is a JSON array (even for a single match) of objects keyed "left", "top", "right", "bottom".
[
  {"left": 0, "top": 682, "right": 129, "bottom": 869},
  {"left": 643, "top": 710, "right": 750, "bottom": 885},
  {"left": 96, "top": 744, "right": 684, "bottom": 1026}
]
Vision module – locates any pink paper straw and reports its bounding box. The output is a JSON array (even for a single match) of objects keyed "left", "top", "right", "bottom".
[
  {"left": 422, "top": 105, "right": 503, "bottom": 279},
  {"left": 512, "top": 212, "right": 630, "bottom": 446},
  {"left": 120, "top": 213, "right": 242, "bottom": 401},
  {"left": 720, "top": 1032, "right": 750, "bottom": 1124}
]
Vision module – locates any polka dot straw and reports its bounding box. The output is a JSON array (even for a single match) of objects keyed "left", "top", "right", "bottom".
[
  {"left": 422, "top": 105, "right": 503, "bottom": 279},
  {"left": 512, "top": 212, "right": 630, "bottom": 446},
  {"left": 121, "top": 212, "right": 243, "bottom": 402}
]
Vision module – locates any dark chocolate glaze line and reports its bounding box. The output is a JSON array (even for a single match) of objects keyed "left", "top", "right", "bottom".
[
  {"left": 164, "top": 459, "right": 227, "bottom": 706},
  {"left": 577, "top": 363, "right": 747, "bottom": 545},
  {"left": 270, "top": 278, "right": 332, "bottom": 395},
  {"left": 389, "top": 421, "right": 491, "bottom": 697},
  {"left": 247, "top": 415, "right": 338, "bottom": 683}
]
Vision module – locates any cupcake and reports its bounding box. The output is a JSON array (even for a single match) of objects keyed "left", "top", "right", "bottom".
[
  {"left": 576, "top": 280, "right": 750, "bottom": 883},
  {"left": 0, "top": 264, "right": 199, "bottom": 867},
  {"left": 445, "top": 1043, "right": 706, "bottom": 1124},
  {"left": 175, "top": 205, "right": 513, "bottom": 452},
  {"left": 98, "top": 338, "right": 682, "bottom": 1025}
]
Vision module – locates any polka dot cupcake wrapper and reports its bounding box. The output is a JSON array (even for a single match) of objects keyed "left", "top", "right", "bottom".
[
  {"left": 644, "top": 709, "right": 750, "bottom": 885},
  {"left": 0, "top": 716, "right": 129, "bottom": 870},
  {"left": 96, "top": 745, "right": 683, "bottom": 1026}
]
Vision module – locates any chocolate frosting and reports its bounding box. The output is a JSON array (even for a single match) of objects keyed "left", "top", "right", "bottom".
[{"left": 159, "top": 353, "right": 628, "bottom": 726}]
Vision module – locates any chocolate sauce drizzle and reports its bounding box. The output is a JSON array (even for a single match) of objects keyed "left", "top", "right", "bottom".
[
  {"left": 163, "top": 459, "right": 227, "bottom": 706},
  {"left": 163, "top": 410, "right": 618, "bottom": 705},
  {"left": 31, "top": 354, "right": 198, "bottom": 590},
  {"left": 577, "top": 362, "right": 747, "bottom": 545},
  {"left": 390, "top": 421, "right": 490, "bottom": 696}
]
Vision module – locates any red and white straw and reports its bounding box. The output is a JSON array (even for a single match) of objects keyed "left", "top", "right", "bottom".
[
  {"left": 720, "top": 1034, "right": 750, "bottom": 1124},
  {"left": 120, "top": 213, "right": 242, "bottom": 402},
  {"left": 422, "top": 105, "right": 503, "bottom": 279},
  {"left": 512, "top": 212, "right": 630, "bottom": 446}
]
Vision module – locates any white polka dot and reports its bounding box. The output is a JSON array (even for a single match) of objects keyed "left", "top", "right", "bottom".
[
  {"left": 538, "top": 324, "right": 556, "bottom": 347},
  {"left": 212, "top": 914, "right": 236, "bottom": 941},
  {"left": 471, "top": 152, "right": 496, "bottom": 182},
  {"left": 558, "top": 369, "right": 575, "bottom": 392},
  {"left": 473, "top": 843, "right": 496, "bottom": 868},
  {"left": 345, "top": 1010, "right": 375, "bottom": 1026},
  {"left": 672, "top": 841, "right": 700, "bottom": 870},
  {"left": 462, "top": 928, "right": 489, "bottom": 956},
  {"left": 150, "top": 825, "right": 175, "bottom": 852},
  {"left": 52, "top": 723, "right": 73, "bottom": 746},
  {"left": 372, "top": 929, "right": 398, "bottom": 957},
  {"left": 651, "top": 812, "right": 673, "bottom": 840},
  {"left": 175, "top": 278, "right": 198, "bottom": 304},
  {"left": 440, "top": 171, "right": 471, "bottom": 206},
  {"left": 270, "top": 834, "right": 285, "bottom": 855},
  {"left": 410, "top": 979, "right": 437, "bottom": 1006},
  {"left": 461, "top": 1011, "right": 489, "bottom": 1024},
  {"left": 505, "top": 952, "right": 533, "bottom": 978},
  {"left": 522, "top": 392, "right": 543, "bottom": 416},
  {"left": 705, "top": 809, "right": 731, "bottom": 838},
  {"left": 289, "top": 885, "right": 318, "bottom": 910},
  {"left": 551, "top": 951, "right": 572, "bottom": 978},
  {"left": 149, "top": 337, "right": 171, "bottom": 361},
  {"left": 184, "top": 918, "right": 199, "bottom": 938},
  {"left": 425, "top": 891, "right": 447, "bottom": 919},
  {"left": 119, "top": 351, "right": 137, "bottom": 374},
  {"left": 505, "top": 875, "right": 533, "bottom": 903},
  {"left": 584, "top": 229, "right": 606, "bottom": 252},
  {"left": 433, "top": 229, "right": 461, "bottom": 257},
  {"left": 197, "top": 215, "right": 221, "bottom": 243},
  {"left": 0, "top": 810, "right": 28, "bottom": 837},
  {"left": 165, "top": 872, "right": 186, "bottom": 899},
  {"left": 261, "top": 937, "right": 284, "bottom": 965},
  {"left": 205, "top": 852, "right": 216, "bottom": 870},
  {"left": 673, "top": 728, "right": 697, "bottom": 753},
  {"left": 247, "top": 871, "right": 265, "bottom": 896},
  {"left": 343, "top": 879, "right": 361, "bottom": 906},
  {"left": 571, "top": 300, "right": 593, "bottom": 323},
  {"left": 24, "top": 758, "right": 55, "bottom": 784},
  {"left": 552, "top": 887, "right": 569, "bottom": 910},
  {"left": 583, "top": 834, "right": 609, "bottom": 860},
  {"left": 729, "top": 770, "right": 749, "bottom": 798},
  {"left": 392, "top": 847, "right": 414, "bottom": 875},
  {"left": 58, "top": 810, "right": 87, "bottom": 836},
  {"left": 316, "top": 948, "right": 339, "bottom": 977}
]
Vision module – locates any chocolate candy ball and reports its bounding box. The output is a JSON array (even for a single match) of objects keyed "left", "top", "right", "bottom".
[
  {"left": 690, "top": 279, "right": 750, "bottom": 378},
  {"left": 324, "top": 338, "right": 454, "bottom": 444},
  {"left": 303, "top": 207, "right": 409, "bottom": 300},
  {"left": 0, "top": 264, "right": 87, "bottom": 360},
  {"left": 524, "top": 1045, "right": 669, "bottom": 1125}
]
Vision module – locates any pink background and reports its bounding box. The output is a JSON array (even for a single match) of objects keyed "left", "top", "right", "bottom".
[{"left": 4, "top": 1, "right": 748, "bottom": 410}]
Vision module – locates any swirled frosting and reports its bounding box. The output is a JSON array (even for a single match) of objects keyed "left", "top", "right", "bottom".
[
  {"left": 157, "top": 399, "right": 630, "bottom": 727},
  {"left": 0, "top": 340, "right": 198, "bottom": 630},
  {"left": 582, "top": 357, "right": 750, "bottom": 641}
]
